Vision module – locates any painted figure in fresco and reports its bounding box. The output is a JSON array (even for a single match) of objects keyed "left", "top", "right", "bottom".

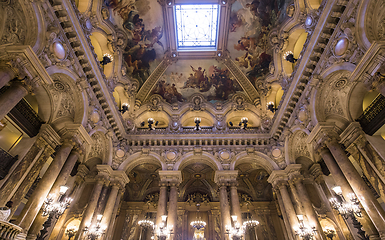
[{"left": 231, "top": 0, "right": 289, "bottom": 85}]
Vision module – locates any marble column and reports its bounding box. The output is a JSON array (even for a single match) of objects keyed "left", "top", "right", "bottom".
[
  {"left": 16, "top": 139, "right": 75, "bottom": 232},
  {"left": 0, "top": 81, "right": 29, "bottom": 121},
  {"left": 167, "top": 183, "right": 179, "bottom": 238},
  {"left": 325, "top": 138, "right": 385, "bottom": 238},
  {"left": 219, "top": 184, "right": 231, "bottom": 240},
  {"left": 230, "top": 183, "right": 242, "bottom": 226},
  {"left": 27, "top": 149, "right": 81, "bottom": 238},
  {"left": 293, "top": 178, "right": 327, "bottom": 240},
  {"left": 0, "top": 67, "right": 17, "bottom": 89},
  {"left": 0, "top": 124, "right": 59, "bottom": 207},
  {"left": 104, "top": 190, "right": 123, "bottom": 240},
  {"left": 101, "top": 183, "right": 121, "bottom": 235},
  {"left": 287, "top": 181, "right": 304, "bottom": 216},
  {"left": 320, "top": 148, "right": 380, "bottom": 239},
  {"left": 74, "top": 176, "right": 106, "bottom": 240},
  {"left": 274, "top": 190, "right": 293, "bottom": 240},
  {"left": 49, "top": 165, "right": 89, "bottom": 240},
  {"left": 277, "top": 183, "right": 299, "bottom": 234},
  {"left": 156, "top": 183, "right": 168, "bottom": 228}
]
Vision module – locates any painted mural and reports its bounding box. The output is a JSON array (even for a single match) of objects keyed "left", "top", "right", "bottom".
[
  {"left": 105, "top": 0, "right": 166, "bottom": 87},
  {"left": 228, "top": 0, "right": 290, "bottom": 85},
  {"left": 152, "top": 60, "right": 243, "bottom": 104}
]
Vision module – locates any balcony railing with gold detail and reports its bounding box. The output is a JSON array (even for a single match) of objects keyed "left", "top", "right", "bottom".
[
  {"left": 357, "top": 94, "right": 385, "bottom": 135},
  {"left": 0, "top": 220, "right": 23, "bottom": 240}
]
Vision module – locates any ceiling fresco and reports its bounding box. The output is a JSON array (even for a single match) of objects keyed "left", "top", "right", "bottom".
[
  {"left": 104, "top": 0, "right": 291, "bottom": 103},
  {"left": 105, "top": 0, "right": 166, "bottom": 87},
  {"left": 152, "top": 59, "right": 244, "bottom": 103},
  {"left": 228, "top": 0, "right": 291, "bottom": 86}
]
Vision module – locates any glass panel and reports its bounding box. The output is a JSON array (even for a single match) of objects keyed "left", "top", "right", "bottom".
[{"left": 175, "top": 4, "right": 219, "bottom": 50}]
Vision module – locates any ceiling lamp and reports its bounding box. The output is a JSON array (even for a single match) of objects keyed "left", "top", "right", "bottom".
[{"left": 190, "top": 203, "right": 206, "bottom": 230}]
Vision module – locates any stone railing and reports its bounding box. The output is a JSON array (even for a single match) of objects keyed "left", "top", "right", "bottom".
[{"left": 0, "top": 220, "right": 23, "bottom": 240}]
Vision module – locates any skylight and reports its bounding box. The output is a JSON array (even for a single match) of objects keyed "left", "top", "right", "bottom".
[{"left": 174, "top": 4, "right": 219, "bottom": 51}]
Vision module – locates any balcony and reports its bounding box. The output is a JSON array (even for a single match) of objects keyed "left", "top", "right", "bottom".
[
  {"left": 0, "top": 220, "right": 22, "bottom": 240},
  {"left": 357, "top": 94, "right": 385, "bottom": 135}
]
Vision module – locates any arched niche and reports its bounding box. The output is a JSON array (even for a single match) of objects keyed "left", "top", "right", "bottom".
[
  {"left": 179, "top": 162, "right": 217, "bottom": 202},
  {"left": 123, "top": 162, "right": 161, "bottom": 201},
  {"left": 76, "top": 0, "right": 92, "bottom": 13},
  {"left": 84, "top": 157, "right": 102, "bottom": 170},
  {"left": 231, "top": 152, "right": 280, "bottom": 174},
  {"left": 89, "top": 32, "right": 114, "bottom": 78},
  {"left": 175, "top": 152, "right": 221, "bottom": 172},
  {"left": 136, "top": 110, "right": 169, "bottom": 128},
  {"left": 266, "top": 83, "right": 283, "bottom": 111},
  {"left": 282, "top": 28, "right": 308, "bottom": 75},
  {"left": 180, "top": 111, "right": 213, "bottom": 127},
  {"left": 60, "top": 219, "right": 81, "bottom": 240},
  {"left": 225, "top": 111, "right": 261, "bottom": 128}
]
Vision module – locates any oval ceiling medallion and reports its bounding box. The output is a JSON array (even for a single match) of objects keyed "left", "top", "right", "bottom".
[
  {"left": 53, "top": 42, "right": 66, "bottom": 59},
  {"left": 335, "top": 38, "right": 349, "bottom": 56},
  {"left": 271, "top": 148, "right": 282, "bottom": 158},
  {"left": 166, "top": 151, "right": 176, "bottom": 160},
  {"left": 220, "top": 151, "right": 230, "bottom": 160},
  {"left": 116, "top": 149, "right": 125, "bottom": 158}
]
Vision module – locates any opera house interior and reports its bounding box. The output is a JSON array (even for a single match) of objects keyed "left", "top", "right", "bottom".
[{"left": 1, "top": 0, "right": 385, "bottom": 239}]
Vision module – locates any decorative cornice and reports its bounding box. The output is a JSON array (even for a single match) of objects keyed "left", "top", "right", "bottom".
[
  {"left": 158, "top": 170, "right": 182, "bottom": 185},
  {"left": 214, "top": 170, "right": 238, "bottom": 185}
]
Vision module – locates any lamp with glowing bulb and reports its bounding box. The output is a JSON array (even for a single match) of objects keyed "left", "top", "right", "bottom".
[
  {"left": 154, "top": 215, "right": 172, "bottom": 240},
  {"left": 225, "top": 215, "right": 244, "bottom": 240},
  {"left": 138, "top": 218, "right": 154, "bottom": 240},
  {"left": 84, "top": 214, "right": 105, "bottom": 240},
  {"left": 194, "top": 117, "right": 201, "bottom": 131},
  {"left": 37, "top": 186, "right": 73, "bottom": 240},
  {"left": 329, "top": 186, "right": 367, "bottom": 239},
  {"left": 65, "top": 227, "right": 78, "bottom": 240},
  {"left": 295, "top": 215, "right": 316, "bottom": 240}
]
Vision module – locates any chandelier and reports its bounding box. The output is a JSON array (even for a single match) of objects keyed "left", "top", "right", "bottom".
[
  {"left": 138, "top": 219, "right": 154, "bottom": 228},
  {"left": 190, "top": 203, "right": 206, "bottom": 230},
  {"left": 295, "top": 215, "right": 316, "bottom": 240}
]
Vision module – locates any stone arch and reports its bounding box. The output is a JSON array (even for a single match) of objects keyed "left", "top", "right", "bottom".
[
  {"left": 288, "top": 130, "right": 313, "bottom": 164},
  {"left": 314, "top": 65, "right": 355, "bottom": 127},
  {"left": 347, "top": 81, "right": 374, "bottom": 121},
  {"left": 118, "top": 152, "right": 165, "bottom": 172},
  {"left": 362, "top": 0, "right": 385, "bottom": 47},
  {"left": 88, "top": 131, "right": 107, "bottom": 164},
  {"left": 174, "top": 152, "right": 222, "bottom": 171},
  {"left": 46, "top": 67, "right": 87, "bottom": 128},
  {"left": 231, "top": 151, "right": 280, "bottom": 174}
]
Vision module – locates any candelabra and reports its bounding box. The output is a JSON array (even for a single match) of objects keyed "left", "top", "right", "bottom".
[
  {"left": 329, "top": 186, "right": 368, "bottom": 240},
  {"left": 323, "top": 228, "right": 336, "bottom": 240},
  {"left": 295, "top": 215, "right": 316, "bottom": 240},
  {"left": 119, "top": 103, "right": 129, "bottom": 114},
  {"left": 283, "top": 51, "right": 297, "bottom": 63},
  {"left": 37, "top": 186, "right": 73, "bottom": 240},
  {"left": 194, "top": 117, "right": 201, "bottom": 131},
  {"left": 239, "top": 117, "right": 248, "bottom": 129},
  {"left": 140, "top": 118, "right": 159, "bottom": 130},
  {"left": 65, "top": 227, "right": 78, "bottom": 240},
  {"left": 84, "top": 214, "right": 105, "bottom": 240},
  {"left": 267, "top": 101, "right": 277, "bottom": 113},
  {"left": 226, "top": 216, "right": 244, "bottom": 240},
  {"left": 100, "top": 53, "right": 113, "bottom": 65},
  {"left": 154, "top": 215, "right": 172, "bottom": 240}
]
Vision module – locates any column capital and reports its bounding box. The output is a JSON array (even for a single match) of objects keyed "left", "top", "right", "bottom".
[
  {"left": 308, "top": 163, "right": 324, "bottom": 183},
  {"left": 267, "top": 170, "right": 288, "bottom": 188},
  {"left": 58, "top": 124, "right": 93, "bottom": 152},
  {"left": 158, "top": 170, "right": 182, "bottom": 186},
  {"left": 76, "top": 164, "right": 89, "bottom": 180},
  {"left": 306, "top": 122, "right": 341, "bottom": 151},
  {"left": 214, "top": 170, "right": 238, "bottom": 186},
  {"left": 38, "top": 124, "right": 61, "bottom": 149},
  {"left": 110, "top": 171, "right": 130, "bottom": 189},
  {"left": 340, "top": 122, "right": 365, "bottom": 148},
  {"left": 96, "top": 165, "right": 113, "bottom": 184}
]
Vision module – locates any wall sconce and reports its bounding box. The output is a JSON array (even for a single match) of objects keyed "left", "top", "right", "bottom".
[
  {"left": 37, "top": 186, "right": 72, "bottom": 240},
  {"left": 140, "top": 118, "right": 159, "bottom": 130},
  {"left": 119, "top": 103, "right": 129, "bottom": 114},
  {"left": 329, "top": 186, "right": 367, "bottom": 239},
  {"left": 84, "top": 214, "right": 104, "bottom": 240},
  {"left": 100, "top": 53, "right": 113, "bottom": 65},
  {"left": 194, "top": 117, "right": 201, "bottom": 131},
  {"left": 295, "top": 215, "right": 316, "bottom": 240},
  {"left": 283, "top": 51, "right": 297, "bottom": 63}
]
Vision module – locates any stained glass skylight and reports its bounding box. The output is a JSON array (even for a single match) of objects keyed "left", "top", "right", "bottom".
[{"left": 175, "top": 4, "right": 219, "bottom": 50}]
